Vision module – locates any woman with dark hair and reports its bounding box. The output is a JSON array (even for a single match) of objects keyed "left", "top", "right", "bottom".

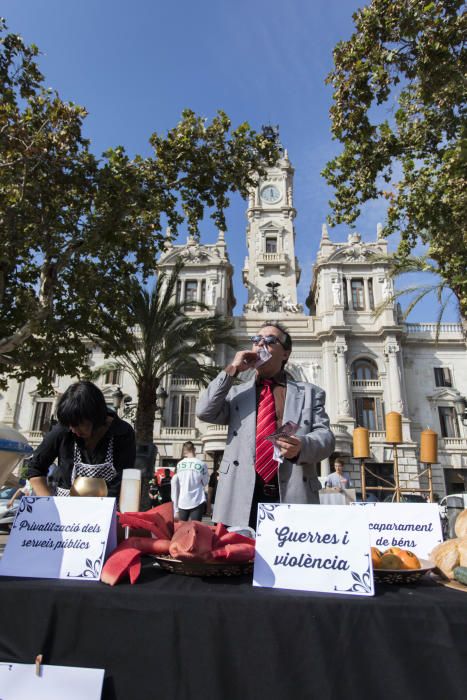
[{"left": 27, "top": 381, "right": 136, "bottom": 498}]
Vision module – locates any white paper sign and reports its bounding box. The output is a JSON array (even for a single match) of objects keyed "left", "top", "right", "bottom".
[
  {"left": 351, "top": 503, "right": 443, "bottom": 558},
  {"left": 253, "top": 504, "right": 374, "bottom": 596},
  {"left": 0, "top": 662, "right": 104, "bottom": 700},
  {"left": 0, "top": 496, "right": 117, "bottom": 580}
]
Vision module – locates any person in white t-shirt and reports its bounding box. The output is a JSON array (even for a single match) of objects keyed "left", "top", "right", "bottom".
[
  {"left": 171, "top": 441, "right": 209, "bottom": 521},
  {"left": 325, "top": 458, "right": 352, "bottom": 490}
]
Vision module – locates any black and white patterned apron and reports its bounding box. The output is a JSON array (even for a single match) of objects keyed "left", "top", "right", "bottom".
[{"left": 56, "top": 437, "right": 117, "bottom": 497}]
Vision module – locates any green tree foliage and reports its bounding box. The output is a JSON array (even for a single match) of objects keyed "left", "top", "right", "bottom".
[
  {"left": 91, "top": 261, "right": 237, "bottom": 444},
  {"left": 322, "top": 0, "right": 466, "bottom": 317},
  {"left": 0, "top": 20, "right": 278, "bottom": 390}
]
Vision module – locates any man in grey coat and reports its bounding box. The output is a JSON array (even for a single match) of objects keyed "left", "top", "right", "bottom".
[{"left": 196, "top": 322, "right": 335, "bottom": 528}]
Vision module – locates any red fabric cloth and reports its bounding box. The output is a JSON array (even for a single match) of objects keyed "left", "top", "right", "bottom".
[{"left": 255, "top": 379, "right": 278, "bottom": 483}]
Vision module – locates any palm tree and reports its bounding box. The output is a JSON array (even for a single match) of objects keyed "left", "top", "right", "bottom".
[
  {"left": 371, "top": 253, "right": 464, "bottom": 339},
  {"left": 90, "top": 261, "right": 237, "bottom": 500}
]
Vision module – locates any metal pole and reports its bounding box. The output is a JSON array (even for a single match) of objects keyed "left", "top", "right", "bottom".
[
  {"left": 427, "top": 463, "right": 433, "bottom": 503},
  {"left": 360, "top": 458, "right": 367, "bottom": 501},
  {"left": 393, "top": 445, "right": 400, "bottom": 503}
]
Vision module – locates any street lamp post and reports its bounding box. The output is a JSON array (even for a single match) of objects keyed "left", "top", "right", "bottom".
[
  {"left": 111, "top": 387, "right": 137, "bottom": 424},
  {"left": 156, "top": 386, "right": 168, "bottom": 424}
]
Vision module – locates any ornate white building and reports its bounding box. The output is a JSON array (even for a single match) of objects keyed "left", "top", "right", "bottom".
[{"left": 1, "top": 153, "right": 466, "bottom": 497}]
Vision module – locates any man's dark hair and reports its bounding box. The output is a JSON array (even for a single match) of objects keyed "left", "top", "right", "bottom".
[
  {"left": 260, "top": 321, "right": 292, "bottom": 352},
  {"left": 182, "top": 441, "right": 196, "bottom": 454},
  {"left": 334, "top": 458, "right": 345, "bottom": 468},
  {"left": 57, "top": 381, "right": 108, "bottom": 429}
]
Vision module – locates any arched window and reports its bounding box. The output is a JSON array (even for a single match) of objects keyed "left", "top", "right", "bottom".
[{"left": 352, "top": 359, "right": 378, "bottom": 381}]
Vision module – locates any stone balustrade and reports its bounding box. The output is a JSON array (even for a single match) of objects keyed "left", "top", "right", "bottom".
[
  {"left": 160, "top": 427, "right": 198, "bottom": 439},
  {"left": 405, "top": 322, "right": 463, "bottom": 336},
  {"left": 441, "top": 437, "right": 466, "bottom": 450},
  {"left": 369, "top": 431, "right": 386, "bottom": 441},
  {"left": 169, "top": 377, "right": 199, "bottom": 388},
  {"left": 351, "top": 379, "right": 382, "bottom": 389}
]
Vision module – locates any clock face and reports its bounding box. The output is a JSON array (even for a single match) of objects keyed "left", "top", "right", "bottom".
[{"left": 260, "top": 184, "right": 281, "bottom": 204}]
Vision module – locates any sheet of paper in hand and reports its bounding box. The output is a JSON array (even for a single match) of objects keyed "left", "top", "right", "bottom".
[
  {"left": 0, "top": 496, "right": 117, "bottom": 581},
  {"left": 265, "top": 420, "right": 300, "bottom": 446},
  {"left": 0, "top": 662, "right": 104, "bottom": 700},
  {"left": 253, "top": 504, "right": 374, "bottom": 596}
]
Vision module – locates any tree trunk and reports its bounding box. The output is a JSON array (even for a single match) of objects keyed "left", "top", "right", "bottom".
[
  {"left": 135, "top": 380, "right": 158, "bottom": 443},
  {"left": 134, "top": 380, "right": 158, "bottom": 510}
]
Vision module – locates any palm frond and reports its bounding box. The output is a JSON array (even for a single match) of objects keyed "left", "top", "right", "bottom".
[
  {"left": 89, "top": 360, "right": 124, "bottom": 383},
  {"left": 369, "top": 253, "right": 438, "bottom": 277},
  {"left": 370, "top": 252, "right": 460, "bottom": 333},
  {"left": 91, "top": 265, "right": 237, "bottom": 440}
]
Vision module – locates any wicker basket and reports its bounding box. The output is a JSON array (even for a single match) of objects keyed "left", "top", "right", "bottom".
[
  {"left": 152, "top": 555, "right": 254, "bottom": 577},
  {"left": 373, "top": 558, "right": 434, "bottom": 585}
]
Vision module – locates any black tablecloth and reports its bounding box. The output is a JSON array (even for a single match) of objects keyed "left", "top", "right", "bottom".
[{"left": 1, "top": 562, "right": 466, "bottom": 700}]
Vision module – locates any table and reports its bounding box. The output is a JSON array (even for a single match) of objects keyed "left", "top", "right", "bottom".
[{"left": 0, "top": 563, "right": 466, "bottom": 700}]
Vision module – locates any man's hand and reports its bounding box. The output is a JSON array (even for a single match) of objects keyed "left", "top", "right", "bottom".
[
  {"left": 231, "top": 350, "right": 258, "bottom": 374},
  {"left": 275, "top": 435, "right": 302, "bottom": 460}
]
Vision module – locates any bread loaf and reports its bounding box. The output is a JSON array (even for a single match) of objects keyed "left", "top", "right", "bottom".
[
  {"left": 430, "top": 540, "right": 460, "bottom": 579},
  {"left": 457, "top": 536, "right": 467, "bottom": 567},
  {"left": 454, "top": 509, "right": 467, "bottom": 538}
]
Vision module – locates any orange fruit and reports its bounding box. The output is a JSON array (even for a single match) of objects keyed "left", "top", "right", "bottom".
[
  {"left": 398, "top": 550, "right": 421, "bottom": 570},
  {"left": 379, "top": 553, "right": 404, "bottom": 570},
  {"left": 384, "top": 546, "right": 403, "bottom": 556},
  {"left": 371, "top": 547, "right": 383, "bottom": 569}
]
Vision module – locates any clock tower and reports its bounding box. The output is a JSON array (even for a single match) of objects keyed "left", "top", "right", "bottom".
[{"left": 242, "top": 150, "right": 302, "bottom": 315}]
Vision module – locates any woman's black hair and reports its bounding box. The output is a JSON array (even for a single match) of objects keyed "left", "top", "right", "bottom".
[{"left": 57, "top": 381, "right": 108, "bottom": 430}]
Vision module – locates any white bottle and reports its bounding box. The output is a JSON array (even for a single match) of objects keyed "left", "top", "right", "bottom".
[{"left": 119, "top": 468, "right": 142, "bottom": 513}]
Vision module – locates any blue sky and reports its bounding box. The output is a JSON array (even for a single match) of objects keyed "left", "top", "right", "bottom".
[{"left": 5, "top": 0, "right": 459, "bottom": 321}]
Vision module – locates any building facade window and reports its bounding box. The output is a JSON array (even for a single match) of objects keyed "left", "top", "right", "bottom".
[
  {"left": 184, "top": 280, "right": 198, "bottom": 306},
  {"left": 351, "top": 279, "right": 365, "bottom": 309},
  {"left": 170, "top": 395, "right": 197, "bottom": 428},
  {"left": 352, "top": 359, "right": 378, "bottom": 380},
  {"left": 32, "top": 401, "right": 53, "bottom": 433},
  {"left": 354, "top": 396, "right": 384, "bottom": 431},
  {"left": 104, "top": 368, "right": 122, "bottom": 385},
  {"left": 200, "top": 279, "right": 206, "bottom": 304},
  {"left": 434, "top": 367, "right": 453, "bottom": 387},
  {"left": 265, "top": 236, "right": 277, "bottom": 253},
  {"left": 438, "top": 406, "right": 459, "bottom": 438}
]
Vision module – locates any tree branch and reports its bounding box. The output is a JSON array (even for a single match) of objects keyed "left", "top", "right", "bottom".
[{"left": 0, "top": 238, "right": 83, "bottom": 356}]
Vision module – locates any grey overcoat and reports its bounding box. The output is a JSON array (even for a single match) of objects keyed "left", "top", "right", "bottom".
[{"left": 196, "top": 371, "right": 335, "bottom": 527}]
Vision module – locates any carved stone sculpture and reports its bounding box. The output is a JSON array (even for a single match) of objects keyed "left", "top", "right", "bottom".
[{"left": 332, "top": 278, "right": 342, "bottom": 306}]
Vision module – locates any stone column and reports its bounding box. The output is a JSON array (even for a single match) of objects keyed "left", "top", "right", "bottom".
[
  {"left": 321, "top": 457, "right": 331, "bottom": 478},
  {"left": 335, "top": 341, "right": 351, "bottom": 417},
  {"left": 363, "top": 278, "right": 371, "bottom": 310},
  {"left": 346, "top": 278, "right": 353, "bottom": 310},
  {"left": 385, "top": 340, "right": 403, "bottom": 414}
]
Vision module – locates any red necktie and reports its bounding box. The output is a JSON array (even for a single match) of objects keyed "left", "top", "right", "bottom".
[{"left": 255, "top": 379, "right": 278, "bottom": 483}]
